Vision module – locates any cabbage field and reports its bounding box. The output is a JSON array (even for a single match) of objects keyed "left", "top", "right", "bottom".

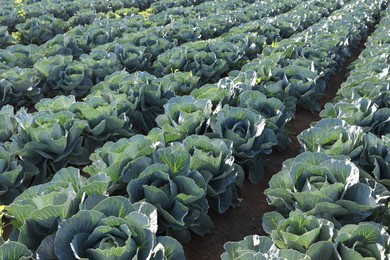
[{"left": 0, "top": 0, "right": 389, "bottom": 259}]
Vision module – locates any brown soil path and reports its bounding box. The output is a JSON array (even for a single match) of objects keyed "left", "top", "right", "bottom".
[{"left": 184, "top": 30, "right": 370, "bottom": 260}]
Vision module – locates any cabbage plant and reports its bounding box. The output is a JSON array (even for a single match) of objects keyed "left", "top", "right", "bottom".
[
  {"left": 84, "top": 134, "right": 163, "bottom": 194},
  {"left": 209, "top": 105, "right": 277, "bottom": 183},
  {"left": 114, "top": 43, "right": 152, "bottom": 72},
  {"left": 0, "top": 105, "right": 17, "bottom": 143},
  {"left": 226, "top": 70, "right": 258, "bottom": 96},
  {"left": 333, "top": 222, "right": 390, "bottom": 259},
  {"left": 262, "top": 211, "right": 336, "bottom": 253},
  {"left": 42, "top": 34, "right": 74, "bottom": 58},
  {"left": 127, "top": 146, "right": 213, "bottom": 243},
  {"left": 163, "top": 22, "right": 201, "bottom": 44},
  {"left": 152, "top": 47, "right": 193, "bottom": 76},
  {"left": 369, "top": 108, "right": 390, "bottom": 136},
  {"left": 182, "top": 135, "right": 244, "bottom": 213},
  {"left": 15, "top": 15, "right": 66, "bottom": 44},
  {"left": 298, "top": 118, "right": 390, "bottom": 188},
  {"left": 193, "top": 50, "right": 228, "bottom": 82},
  {"left": 56, "top": 61, "right": 94, "bottom": 95},
  {"left": 0, "top": 145, "right": 38, "bottom": 205},
  {"left": 190, "top": 84, "right": 233, "bottom": 109},
  {"left": 34, "top": 197, "right": 185, "bottom": 260},
  {"left": 6, "top": 44, "right": 43, "bottom": 68},
  {"left": 221, "top": 235, "right": 309, "bottom": 260},
  {"left": 161, "top": 71, "right": 201, "bottom": 96},
  {"left": 238, "top": 90, "right": 291, "bottom": 150},
  {"left": 33, "top": 55, "right": 72, "bottom": 91},
  {"left": 91, "top": 71, "right": 172, "bottom": 134},
  {"left": 156, "top": 96, "right": 213, "bottom": 140},
  {"left": 338, "top": 83, "right": 390, "bottom": 109},
  {"left": 5, "top": 167, "right": 110, "bottom": 252},
  {"left": 0, "top": 67, "right": 41, "bottom": 107},
  {"left": 122, "top": 31, "right": 174, "bottom": 58},
  {"left": 68, "top": 95, "right": 133, "bottom": 150},
  {"left": 320, "top": 98, "right": 377, "bottom": 127},
  {"left": 34, "top": 55, "right": 93, "bottom": 96},
  {"left": 80, "top": 49, "right": 122, "bottom": 82},
  {"left": 35, "top": 95, "right": 76, "bottom": 113},
  {"left": 298, "top": 118, "right": 364, "bottom": 156},
  {"left": 356, "top": 133, "right": 390, "bottom": 188},
  {"left": 10, "top": 110, "right": 88, "bottom": 182},
  {"left": 209, "top": 41, "right": 244, "bottom": 69},
  {"left": 330, "top": 91, "right": 389, "bottom": 136},
  {"left": 0, "top": 26, "right": 14, "bottom": 48},
  {"left": 265, "top": 152, "right": 389, "bottom": 226}
]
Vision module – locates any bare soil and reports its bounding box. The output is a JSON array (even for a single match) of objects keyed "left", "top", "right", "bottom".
[{"left": 184, "top": 32, "right": 369, "bottom": 260}]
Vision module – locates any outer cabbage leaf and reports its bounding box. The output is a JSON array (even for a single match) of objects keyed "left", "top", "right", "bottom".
[{"left": 0, "top": 241, "right": 33, "bottom": 260}]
